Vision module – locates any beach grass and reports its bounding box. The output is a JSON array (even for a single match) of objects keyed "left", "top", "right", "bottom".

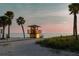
[{"left": 36, "top": 35, "right": 79, "bottom": 52}]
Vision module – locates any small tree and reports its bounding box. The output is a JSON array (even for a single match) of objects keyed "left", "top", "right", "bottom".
[
  {"left": 0, "top": 16, "right": 8, "bottom": 39},
  {"left": 68, "top": 3, "right": 79, "bottom": 40},
  {"left": 5, "top": 11, "right": 14, "bottom": 38},
  {"left": 16, "top": 17, "right": 26, "bottom": 38}
]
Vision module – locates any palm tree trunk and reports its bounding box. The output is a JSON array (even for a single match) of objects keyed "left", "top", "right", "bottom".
[
  {"left": 21, "top": 24, "right": 25, "bottom": 38},
  {"left": 7, "top": 25, "right": 10, "bottom": 38},
  {"left": 2, "top": 25, "right": 5, "bottom": 39},
  {"left": 73, "top": 13, "right": 78, "bottom": 40}
]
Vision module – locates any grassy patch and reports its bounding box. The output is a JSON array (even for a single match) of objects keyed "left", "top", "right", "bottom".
[{"left": 36, "top": 35, "right": 79, "bottom": 52}]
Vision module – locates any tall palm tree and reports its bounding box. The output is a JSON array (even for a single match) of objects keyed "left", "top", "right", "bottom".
[
  {"left": 16, "top": 17, "right": 26, "bottom": 38},
  {"left": 0, "top": 16, "right": 8, "bottom": 39},
  {"left": 5, "top": 11, "right": 14, "bottom": 38},
  {"left": 69, "top": 3, "right": 79, "bottom": 40}
]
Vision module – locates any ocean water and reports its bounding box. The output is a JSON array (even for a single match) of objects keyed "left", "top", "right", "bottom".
[{"left": 10, "top": 32, "right": 73, "bottom": 38}]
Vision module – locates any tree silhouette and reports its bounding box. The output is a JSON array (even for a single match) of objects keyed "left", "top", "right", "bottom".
[
  {"left": 69, "top": 3, "right": 79, "bottom": 40},
  {"left": 0, "top": 16, "right": 8, "bottom": 39},
  {"left": 16, "top": 17, "right": 26, "bottom": 38},
  {"left": 5, "top": 11, "right": 14, "bottom": 38}
]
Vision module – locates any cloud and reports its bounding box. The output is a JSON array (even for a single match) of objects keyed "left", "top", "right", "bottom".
[
  {"left": 0, "top": 3, "right": 74, "bottom": 33},
  {"left": 41, "top": 22, "right": 73, "bottom": 33}
]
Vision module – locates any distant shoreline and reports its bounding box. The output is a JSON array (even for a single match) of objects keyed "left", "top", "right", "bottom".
[{"left": 3, "top": 32, "right": 73, "bottom": 38}]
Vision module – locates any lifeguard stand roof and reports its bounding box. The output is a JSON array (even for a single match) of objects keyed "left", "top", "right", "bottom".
[{"left": 28, "top": 25, "right": 40, "bottom": 27}]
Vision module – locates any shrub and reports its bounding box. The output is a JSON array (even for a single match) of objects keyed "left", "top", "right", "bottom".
[{"left": 38, "top": 35, "right": 79, "bottom": 52}]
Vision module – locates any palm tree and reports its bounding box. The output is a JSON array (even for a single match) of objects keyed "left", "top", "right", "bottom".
[
  {"left": 16, "top": 17, "right": 26, "bottom": 38},
  {"left": 5, "top": 11, "right": 14, "bottom": 38},
  {"left": 0, "top": 16, "right": 8, "bottom": 39},
  {"left": 69, "top": 3, "right": 79, "bottom": 40}
]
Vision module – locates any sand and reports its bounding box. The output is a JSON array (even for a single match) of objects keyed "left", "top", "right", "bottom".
[{"left": 0, "top": 38, "right": 79, "bottom": 56}]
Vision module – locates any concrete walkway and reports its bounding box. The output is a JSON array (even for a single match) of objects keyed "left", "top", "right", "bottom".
[{"left": 0, "top": 38, "right": 79, "bottom": 56}]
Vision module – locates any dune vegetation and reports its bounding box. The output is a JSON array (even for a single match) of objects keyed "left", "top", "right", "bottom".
[{"left": 36, "top": 35, "right": 79, "bottom": 52}]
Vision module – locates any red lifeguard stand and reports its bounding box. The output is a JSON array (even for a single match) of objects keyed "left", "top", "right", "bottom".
[{"left": 27, "top": 25, "right": 42, "bottom": 38}]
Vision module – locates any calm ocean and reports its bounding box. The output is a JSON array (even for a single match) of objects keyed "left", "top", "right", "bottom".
[{"left": 9, "top": 32, "right": 72, "bottom": 38}]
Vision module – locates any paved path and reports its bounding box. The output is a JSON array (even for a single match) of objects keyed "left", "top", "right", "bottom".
[{"left": 0, "top": 38, "right": 79, "bottom": 56}]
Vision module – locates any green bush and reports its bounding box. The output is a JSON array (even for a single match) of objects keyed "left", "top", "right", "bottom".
[{"left": 38, "top": 35, "right": 79, "bottom": 52}]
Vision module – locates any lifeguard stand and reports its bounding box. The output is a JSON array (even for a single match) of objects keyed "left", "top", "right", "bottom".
[{"left": 27, "top": 25, "right": 42, "bottom": 38}]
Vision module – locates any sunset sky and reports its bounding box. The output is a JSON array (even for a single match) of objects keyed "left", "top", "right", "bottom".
[{"left": 0, "top": 3, "right": 79, "bottom": 33}]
